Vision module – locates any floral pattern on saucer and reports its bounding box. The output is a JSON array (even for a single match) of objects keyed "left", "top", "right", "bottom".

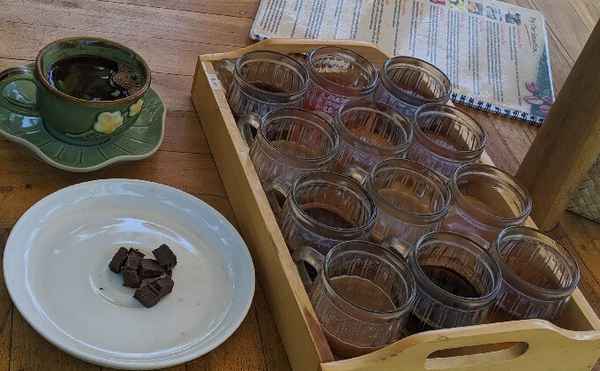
[{"left": 0, "top": 88, "right": 165, "bottom": 172}]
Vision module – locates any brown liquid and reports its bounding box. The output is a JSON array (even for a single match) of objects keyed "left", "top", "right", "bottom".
[
  {"left": 323, "top": 275, "right": 396, "bottom": 358},
  {"left": 423, "top": 265, "right": 480, "bottom": 298},
  {"left": 269, "top": 140, "right": 328, "bottom": 159},
  {"left": 302, "top": 204, "right": 355, "bottom": 229},
  {"left": 377, "top": 188, "right": 434, "bottom": 214},
  {"left": 405, "top": 266, "right": 480, "bottom": 334},
  {"left": 249, "top": 81, "right": 288, "bottom": 93},
  {"left": 48, "top": 55, "right": 138, "bottom": 101}
]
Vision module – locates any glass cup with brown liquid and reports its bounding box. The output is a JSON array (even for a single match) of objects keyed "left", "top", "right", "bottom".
[
  {"left": 441, "top": 164, "right": 533, "bottom": 248},
  {"left": 227, "top": 51, "right": 308, "bottom": 119},
  {"left": 408, "top": 104, "right": 487, "bottom": 178},
  {"left": 407, "top": 232, "right": 501, "bottom": 332},
  {"left": 491, "top": 226, "right": 580, "bottom": 321},
  {"left": 374, "top": 56, "right": 451, "bottom": 120},
  {"left": 238, "top": 109, "right": 340, "bottom": 216},
  {"left": 335, "top": 99, "right": 413, "bottom": 180},
  {"left": 365, "top": 159, "right": 452, "bottom": 257},
  {"left": 304, "top": 47, "right": 379, "bottom": 116},
  {"left": 279, "top": 172, "right": 377, "bottom": 256},
  {"left": 293, "top": 240, "right": 416, "bottom": 359}
]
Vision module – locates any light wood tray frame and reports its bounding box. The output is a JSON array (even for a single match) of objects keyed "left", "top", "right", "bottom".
[{"left": 192, "top": 39, "right": 600, "bottom": 371}]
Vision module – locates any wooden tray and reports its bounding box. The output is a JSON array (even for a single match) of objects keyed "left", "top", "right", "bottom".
[{"left": 191, "top": 39, "right": 600, "bottom": 371}]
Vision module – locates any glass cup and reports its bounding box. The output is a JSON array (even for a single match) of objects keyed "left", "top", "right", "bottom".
[
  {"left": 491, "top": 226, "right": 580, "bottom": 320},
  {"left": 304, "top": 47, "right": 379, "bottom": 116},
  {"left": 293, "top": 240, "right": 416, "bottom": 358},
  {"left": 375, "top": 56, "right": 451, "bottom": 119},
  {"left": 365, "top": 159, "right": 452, "bottom": 257},
  {"left": 238, "top": 108, "right": 340, "bottom": 213},
  {"left": 335, "top": 99, "right": 413, "bottom": 178},
  {"left": 227, "top": 51, "right": 309, "bottom": 119},
  {"left": 408, "top": 104, "right": 487, "bottom": 178},
  {"left": 279, "top": 172, "right": 377, "bottom": 255},
  {"left": 441, "top": 164, "right": 533, "bottom": 248},
  {"left": 407, "top": 232, "right": 502, "bottom": 332}
]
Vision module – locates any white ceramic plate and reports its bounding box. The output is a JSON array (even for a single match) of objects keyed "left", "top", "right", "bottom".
[{"left": 4, "top": 179, "right": 255, "bottom": 369}]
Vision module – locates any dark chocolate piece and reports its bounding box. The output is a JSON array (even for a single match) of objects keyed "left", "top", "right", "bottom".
[
  {"left": 133, "top": 276, "right": 174, "bottom": 308},
  {"left": 123, "top": 269, "right": 141, "bottom": 288},
  {"left": 152, "top": 244, "right": 177, "bottom": 269},
  {"left": 140, "top": 259, "right": 164, "bottom": 278},
  {"left": 124, "top": 249, "right": 144, "bottom": 270},
  {"left": 150, "top": 276, "right": 174, "bottom": 297},
  {"left": 109, "top": 247, "right": 129, "bottom": 273},
  {"left": 134, "top": 285, "right": 161, "bottom": 308}
]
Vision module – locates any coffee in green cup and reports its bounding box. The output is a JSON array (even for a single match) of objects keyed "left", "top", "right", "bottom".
[{"left": 0, "top": 37, "right": 151, "bottom": 146}]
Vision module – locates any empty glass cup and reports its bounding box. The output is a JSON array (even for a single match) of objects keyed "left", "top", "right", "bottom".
[
  {"left": 375, "top": 56, "right": 451, "bottom": 119},
  {"left": 408, "top": 104, "right": 487, "bottom": 178},
  {"left": 335, "top": 99, "right": 413, "bottom": 178},
  {"left": 304, "top": 47, "right": 379, "bottom": 116},
  {"left": 441, "top": 164, "right": 532, "bottom": 248},
  {"left": 238, "top": 108, "right": 340, "bottom": 213},
  {"left": 366, "top": 159, "right": 451, "bottom": 257},
  {"left": 293, "top": 240, "right": 416, "bottom": 358},
  {"left": 228, "top": 51, "right": 309, "bottom": 119},
  {"left": 280, "top": 172, "right": 376, "bottom": 255},
  {"left": 491, "top": 226, "right": 580, "bottom": 320},
  {"left": 407, "top": 232, "right": 502, "bottom": 331}
]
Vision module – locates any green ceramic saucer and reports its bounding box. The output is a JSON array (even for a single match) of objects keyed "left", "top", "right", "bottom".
[{"left": 0, "top": 88, "right": 165, "bottom": 172}]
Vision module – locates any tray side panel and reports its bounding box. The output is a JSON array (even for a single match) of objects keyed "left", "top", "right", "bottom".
[
  {"left": 191, "top": 38, "right": 600, "bottom": 371},
  {"left": 321, "top": 321, "right": 600, "bottom": 371},
  {"left": 191, "top": 58, "right": 334, "bottom": 371}
]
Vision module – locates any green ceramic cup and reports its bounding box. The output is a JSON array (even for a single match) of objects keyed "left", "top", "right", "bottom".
[{"left": 0, "top": 37, "right": 151, "bottom": 146}]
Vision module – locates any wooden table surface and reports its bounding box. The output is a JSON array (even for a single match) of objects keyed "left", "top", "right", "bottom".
[{"left": 1, "top": 1, "right": 600, "bottom": 370}]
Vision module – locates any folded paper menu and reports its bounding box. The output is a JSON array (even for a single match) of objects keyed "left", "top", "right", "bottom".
[{"left": 250, "top": 0, "right": 554, "bottom": 126}]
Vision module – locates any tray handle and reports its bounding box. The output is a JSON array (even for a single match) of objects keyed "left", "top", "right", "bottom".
[
  {"left": 200, "top": 38, "right": 391, "bottom": 65},
  {"left": 322, "top": 320, "right": 600, "bottom": 371}
]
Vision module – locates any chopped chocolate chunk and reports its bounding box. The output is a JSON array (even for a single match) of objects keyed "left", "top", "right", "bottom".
[
  {"left": 134, "top": 285, "right": 161, "bottom": 308},
  {"left": 124, "top": 249, "right": 143, "bottom": 271},
  {"left": 128, "top": 248, "right": 144, "bottom": 257},
  {"left": 109, "top": 247, "right": 129, "bottom": 273},
  {"left": 123, "top": 269, "right": 141, "bottom": 288},
  {"left": 140, "top": 259, "right": 164, "bottom": 278},
  {"left": 134, "top": 276, "right": 174, "bottom": 308},
  {"left": 152, "top": 244, "right": 177, "bottom": 269},
  {"left": 149, "top": 276, "right": 174, "bottom": 297}
]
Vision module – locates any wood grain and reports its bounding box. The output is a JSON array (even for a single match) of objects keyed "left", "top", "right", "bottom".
[
  {"left": 0, "top": 22, "right": 238, "bottom": 76},
  {"left": 0, "top": 0, "right": 599, "bottom": 370},
  {"left": 0, "top": 231, "right": 12, "bottom": 371},
  {"left": 96, "top": 0, "right": 259, "bottom": 18},
  {"left": 517, "top": 21, "right": 600, "bottom": 230},
  {"left": 0, "top": 0, "right": 252, "bottom": 48}
]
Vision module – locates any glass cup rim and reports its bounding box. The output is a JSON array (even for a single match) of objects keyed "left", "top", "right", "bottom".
[
  {"left": 307, "top": 46, "right": 379, "bottom": 97},
  {"left": 492, "top": 226, "right": 581, "bottom": 300},
  {"left": 234, "top": 50, "right": 309, "bottom": 101},
  {"left": 336, "top": 99, "right": 414, "bottom": 153},
  {"left": 451, "top": 164, "right": 533, "bottom": 226},
  {"left": 409, "top": 231, "right": 502, "bottom": 308},
  {"left": 414, "top": 103, "right": 487, "bottom": 161},
  {"left": 257, "top": 108, "right": 340, "bottom": 165},
  {"left": 381, "top": 56, "right": 451, "bottom": 107},
  {"left": 322, "top": 240, "right": 416, "bottom": 319},
  {"left": 290, "top": 172, "right": 377, "bottom": 238},
  {"left": 367, "top": 158, "right": 452, "bottom": 223}
]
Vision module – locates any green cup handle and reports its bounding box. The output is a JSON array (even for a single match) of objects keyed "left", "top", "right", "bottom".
[{"left": 0, "top": 66, "right": 40, "bottom": 116}]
